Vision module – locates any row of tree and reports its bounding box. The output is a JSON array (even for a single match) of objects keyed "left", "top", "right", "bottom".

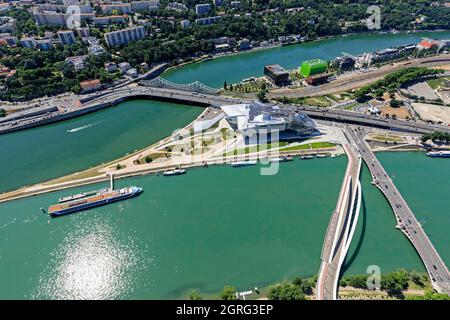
[
  {"left": 421, "top": 131, "right": 450, "bottom": 143},
  {"left": 187, "top": 269, "right": 450, "bottom": 300},
  {"left": 356, "top": 67, "right": 442, "bottom": 98}
]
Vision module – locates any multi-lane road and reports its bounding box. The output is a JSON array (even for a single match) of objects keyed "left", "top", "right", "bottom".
[{"left": 348, "top": 127, "right": 450, "bottom": 295}]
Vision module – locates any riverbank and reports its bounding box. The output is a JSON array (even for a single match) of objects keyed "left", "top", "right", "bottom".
[
  {"left": 184, "top": 269, "right": 434, "bottom": 300},
  {"left": 0, "top": 144, "right": 342, "bottom": 204}
]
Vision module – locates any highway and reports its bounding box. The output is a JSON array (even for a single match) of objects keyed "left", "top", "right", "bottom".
[
  {"left": 316, "top": 139, "right": 362, "bottom": 300},
  {"left": 347, "top": 127, "right": 450, "bottom": 295}
]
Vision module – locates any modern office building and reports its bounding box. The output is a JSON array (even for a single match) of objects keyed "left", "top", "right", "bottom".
[
  {"left": 221, "top": 103, "right": 286, "bottom": 134},
  {"left": 104, "top": 26, "right": 146, "bottom": 47},
  {"left": 36, "top": 3, "right": 93, "bottom": 14},
  {"left": 93, "top": 15, "right": 126, "bottom": 25},
  {"left": 195, "top": 3, "right": 211, "bottom": 15},
  {"left": 195, "top": 16, "right": 221, "bottom": 25},
  {"left": 118, "top": 62, "right": 132, "bottom": 73},
  {"left": 239, "top": 38, "right": 251, "bottom": 50},
  {"left": 0, "top": 17, "right": 16, "bottom": 33},
  {"left": 0, "top": 34, "right": 18, "bottom": 46},
  {"left": 305, "top": 74, "right": 330, "bottom": 85},
  {"left": 36, "top": 39, "right": 53, "bottom": 51},
  {"left": 0, "top": 3, "right": 11, "bottom": 13},
  {"left": 80, "top": 79, "right": 102, "bottom": 93},
  {"left": 180, "top": 19, "right": 190, "bottom": 28},
  {"left": 62, "top": 0, "right": 82, "bottom": 5},
  {"left": 101, "top": 3, "right": 132, "bottom": 14},
  {"left": 220, "top": 102, "right": 317, "bottom": 138},
  {"left": 131, "top": 1, "right": 160, "bottom": 12},
  {"left": 334, "top": 55, "right": 355, "bottom": 70},
  {"left": 20, "top": 37, "right": 37, "bottom": 48},
  {"left": 65, "top": 55, "right": 88, "bottom": 70},
  {"left": 76, "top": 27, "right": 90, "bottom": 38},
  {"left": 264, "top": 65, "right": 290, "bottom": 85},
  {"left": 34, "top": 10, "right": 94, "bottom": 26},
  {"left": 57, "top": 30, "right": 76, "bottom": 45},
  {"left": 300, "top": 59, "right": 328, "bottom": 77},
  {"left": 230, "top": 1, "right": 241, "bottom": 9},
  {"left": 166, "top": 2, "right": 188, "bottom": 11},
  {"left": 104, "top": 62, "right": 118, "bottom": 73}
]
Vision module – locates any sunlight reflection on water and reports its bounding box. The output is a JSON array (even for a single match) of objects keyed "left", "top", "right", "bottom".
[{"left": 32, "top": 219, "right": 138, "bottom": 300}]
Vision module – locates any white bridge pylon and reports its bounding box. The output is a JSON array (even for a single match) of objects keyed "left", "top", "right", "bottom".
[
  {"left": 332, "top": 174, "right": 362, "bottom": 300},
  {"left": 316, "top": 154, "right": 362, "bottom": 301}
]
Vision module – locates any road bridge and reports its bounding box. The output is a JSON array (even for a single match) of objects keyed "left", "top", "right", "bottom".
[{"left": 316, "top": 135, "right": 362, "bottom": 300}]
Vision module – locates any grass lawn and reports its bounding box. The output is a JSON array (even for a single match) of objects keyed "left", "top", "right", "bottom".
[
  {"left": 427, "top": 77, "right": 449, "bottom": 89},
  {"left": 224, "top": 142, "right": 289, "bottom": 156},
  {"left": 369, "top": 134, "right": 403, "bottom": 142},
  {"left": 136, "top": 152, "right": 168, "bottom": 164},
  {"left": 343, "top": 102, "right": 360, "bottom": 111},
  {"left": 42, "top": 167, "right": 103, "bottom": 185},
  {"left": 279, "top": 142, "right": 336, "bottom": 152}
]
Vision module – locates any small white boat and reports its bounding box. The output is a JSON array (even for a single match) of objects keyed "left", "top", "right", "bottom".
[
  {"left": 316, "top": 154, "right": 327, "bottom": 158},
  {"left": 230, "top": 160, "right": 257, "bottom": 167},
  {"left": 163, "top": 169, "right": 186, "bottom": 176},
  {"left": 300, "top": 155, "right": 315, "bottom": 160}
]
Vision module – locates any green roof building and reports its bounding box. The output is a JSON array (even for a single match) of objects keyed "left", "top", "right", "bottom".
[{"left": 300, "top": 59, "right": 328, "bottom": 77}]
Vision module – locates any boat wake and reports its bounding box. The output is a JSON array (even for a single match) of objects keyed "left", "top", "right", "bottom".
[{"left": 66, "top": 122, "right": 99, "bottom": 133}]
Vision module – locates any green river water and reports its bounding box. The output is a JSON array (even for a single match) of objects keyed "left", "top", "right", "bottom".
[{"left": 0, "top": 31, "right": 449, "bottom": 299}]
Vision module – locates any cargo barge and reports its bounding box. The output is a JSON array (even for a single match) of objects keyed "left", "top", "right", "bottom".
[{"left": 47, "top": 175, "right": 142, "bottom": 217}]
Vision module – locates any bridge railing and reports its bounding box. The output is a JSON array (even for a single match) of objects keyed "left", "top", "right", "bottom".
[{"left": 139, "top": 77, "right": 220, "bottom": 95}]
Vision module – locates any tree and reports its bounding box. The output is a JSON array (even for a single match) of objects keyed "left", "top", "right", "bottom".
[
  {"left": 145, "top": 155, "right": 153, "bottom": 163},
  {"left": 221, "top": 286, "right": 237, "bottom": 300},
  {"left": 268, "top": 283, "right": 305, "bottom": 300},
  {"left": 406, "top": 290, "right": 450, "bottom": 300},
  {"left": 300, "top": 280, "right": 313, "bottom": 295},
  {"left": 390, "top": 99, "right": 402, "bottom": 108},
  {"left": 189, "top": 290, "right": 203, "bottom": 300},
  {"left": 0, "top": 109, "right": 5, "bottom": 117},
  {"left": 292, "top": 277, "right": 303, "bottom": 287},
  {"left": 224, "top": 81, "right": 227, "bottom": 90},
  {"left": 409, "top": 271, "right": 424, "bottom": 287},
  {"left": 381, "top": 269, "right": 409, "bottom": 295},
  {"left": 346, "top": 274, "right": 369, "bottom": 289}
]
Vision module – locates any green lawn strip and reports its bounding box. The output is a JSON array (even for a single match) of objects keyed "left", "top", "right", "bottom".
[
  {"left": 279, "top": 142, "right": 336, "bottom": 152},
  {"left": 369, "top": 134, "right": 403, "bottom": 142},
  {"left": 224, "top": 142, "right": 289, "bottom": 157}
]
